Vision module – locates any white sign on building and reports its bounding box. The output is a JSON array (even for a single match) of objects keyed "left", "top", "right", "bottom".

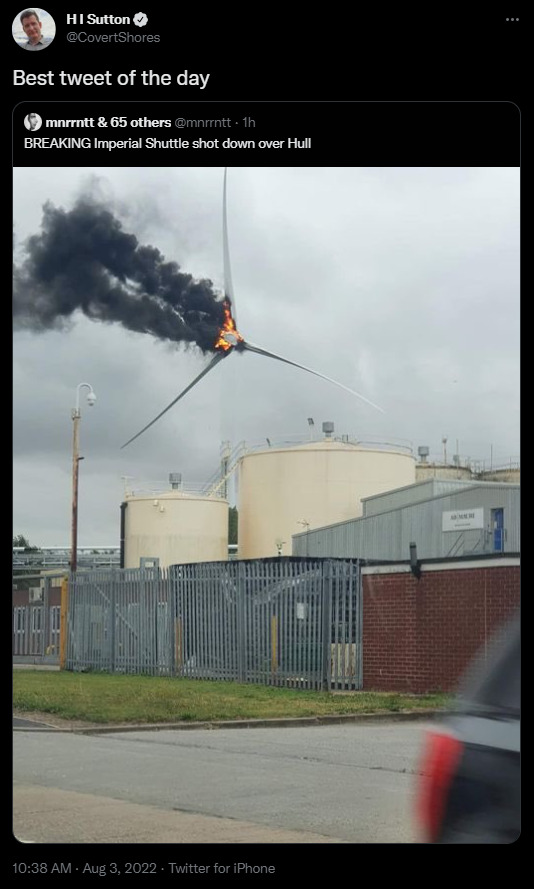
[{"left": 442, "top": 508, "right": 484, "bottom": 531}]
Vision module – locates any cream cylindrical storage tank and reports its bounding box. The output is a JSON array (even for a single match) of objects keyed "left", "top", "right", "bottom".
[
  {"left": 415, "top": 463, "right": 474, "bottom": 482},
  {"left": 123, "top": 491, "right": 229, "bottom": 569},
  {"left": 237, "top": 432, "right": 416, "bottom": 559},
  {"left": 478, "top": 467, "right": 520, "bottom": 484}
]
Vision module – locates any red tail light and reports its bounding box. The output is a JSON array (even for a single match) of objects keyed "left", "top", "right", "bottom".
[{"left": 416, "top": 730, "right": 464, "bottom": 842}]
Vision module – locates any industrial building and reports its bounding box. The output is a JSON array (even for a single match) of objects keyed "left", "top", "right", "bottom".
[
  {"left": 235, "top": 424, "right": 519, "bottom": 561},
  {"left": 292, "top": 477, "right": 520, "bottom": 561},
  {"left": 115, "top": 422, "right": 519, "bottom": 566},
  {"left": 14, "top": 425, "right": 520, "bottom": 687}
]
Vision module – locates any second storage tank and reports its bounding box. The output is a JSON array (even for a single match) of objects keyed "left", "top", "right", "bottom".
[{"left": 237, "top": 425, "right": 416, "bottom": 559}]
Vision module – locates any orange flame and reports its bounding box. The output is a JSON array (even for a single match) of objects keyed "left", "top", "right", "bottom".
[{"left": 214, "top": 299, "right": 244, "bottom": 352}]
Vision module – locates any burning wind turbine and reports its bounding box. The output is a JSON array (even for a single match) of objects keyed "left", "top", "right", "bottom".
[{"left": 121, "top": 168, "right": 383, "bottom": 448}]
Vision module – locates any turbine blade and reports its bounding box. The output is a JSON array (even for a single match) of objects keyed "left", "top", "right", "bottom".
[
  {"left": 121, "top": 352, "right": 227, "bottom": 448},
  {"left": 223, "top": 167, "right": 237, "bottom": 324},
  {"left": 242, "top": 341, "right": 385, "bottom": 413}
]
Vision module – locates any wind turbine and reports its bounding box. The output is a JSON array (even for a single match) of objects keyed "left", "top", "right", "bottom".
[{"left": 121, "top": 169, "right": 383, "bottom": 448}]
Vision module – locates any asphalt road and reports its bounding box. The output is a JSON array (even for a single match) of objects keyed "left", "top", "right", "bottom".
[{"left": 13, "top": 719, "right": 435, "bottom": 854}]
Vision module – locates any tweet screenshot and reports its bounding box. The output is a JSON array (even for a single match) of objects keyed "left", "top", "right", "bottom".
[{"left": 13, "top": 7, "right": 521, "bottom": 872}]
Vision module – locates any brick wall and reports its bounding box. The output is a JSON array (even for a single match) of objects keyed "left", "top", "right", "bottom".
[{"left": 362, "top": 562, "right": 520, "bottom": 693}]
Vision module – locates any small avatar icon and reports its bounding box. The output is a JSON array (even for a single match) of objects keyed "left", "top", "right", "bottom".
[{"left": 24, "top": 112, "right": 42, "bottom": 131}]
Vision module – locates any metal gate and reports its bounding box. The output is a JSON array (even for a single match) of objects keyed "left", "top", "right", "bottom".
[
  {"left": 172, "top": 558, "right": 362, "bottom": 689},
  {"left": 66, "top": 567, "right": 172, "bottom": 674},
  {"left": 65, "top": 558, "right": 362, "bottom": 690}
]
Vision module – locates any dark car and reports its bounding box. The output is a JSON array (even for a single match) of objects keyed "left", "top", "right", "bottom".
[{"left": 416, "top": 611, "right": 520, "bottom": 843}]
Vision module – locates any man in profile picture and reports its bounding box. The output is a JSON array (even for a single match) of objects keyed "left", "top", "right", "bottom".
[
  {"left": 19, "top": 9, "right": 54, "bottom": 50},
  {"left": 24, "top": 113, "right": 42, "bottom": 131}
]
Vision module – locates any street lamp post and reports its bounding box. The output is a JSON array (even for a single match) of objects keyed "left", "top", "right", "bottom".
[{"left": 70, "top": 383, "right": 96, "bottom": 572}]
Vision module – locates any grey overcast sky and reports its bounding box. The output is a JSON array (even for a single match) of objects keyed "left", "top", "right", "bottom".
[{"left": 13, "top": 166, "right": 520, "bottom": 547}]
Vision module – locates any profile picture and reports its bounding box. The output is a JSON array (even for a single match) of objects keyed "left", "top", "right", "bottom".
[
  {"left": 13, "top": 8, "right": 55, "bottom": 50},
  {"left": 24, "top": 112, "right": 42, "bottom": 131}
]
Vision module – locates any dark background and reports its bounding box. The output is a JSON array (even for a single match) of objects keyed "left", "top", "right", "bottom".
[{"left": 11, "top": 8, "right": 525, "bottom": 166}]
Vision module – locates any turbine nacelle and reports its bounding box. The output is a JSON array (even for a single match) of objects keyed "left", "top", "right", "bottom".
[
  {"left": 214, "top": 297, "right": 244, "bottom": 352},
  {"left": 220, "top": 331, "right": 240, "bottom": 348}
]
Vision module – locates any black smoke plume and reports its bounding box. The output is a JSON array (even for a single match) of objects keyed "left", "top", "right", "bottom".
[{"left": 13, "top": 198, "right": 226, "bottom": 352}]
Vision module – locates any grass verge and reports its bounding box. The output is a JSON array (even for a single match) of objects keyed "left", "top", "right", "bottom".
[{"left": 13, "top": 670, "right": 450, "bottom": 725}]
